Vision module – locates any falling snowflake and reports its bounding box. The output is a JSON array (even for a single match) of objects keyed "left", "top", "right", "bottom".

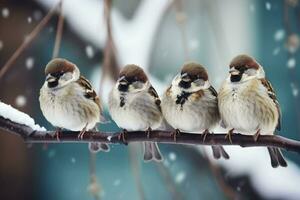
[
  {"left": 15, "top": 95, "right": 27, "bottom": 107},
  {"left": 163, "top": 159, "right": 170, "bottom": 167},
  {"left": 272, "top": 47, "right": 280, "bottom": 55},
  {"left": 169, "top": 152, "right": 177, "bottom": 161},
  {"left": 266, "top": 2, "right": 271, "bottom": 10},
  {"left": 274, "top": 29, "right": 285, "bottom": 41},
  {"left": 71, "top": 157, "right": 76, "bottom": 164},
  {"left": 25, "top": 57, "right": 35, "bottom": 70},
  {"left": 291, "top": 83, "right": 299, "bottom": 97},
  {"left": 175, "top": 171, "right": 186, "bottom": 184},
  {"left": 27, "top": 17, "right": 32, "bottom": 23},
  {"left": 113, "top": 179, "right": 121, "bottom": 186},
  {"left": 0, "top": 40, "right": 3, "bottom": 50},
  {"left": 85, "top": 45, "right": 95, "bottom": 58},
  {"left": 2, "top": 8, "right": 9, "bottom": 18},
  {"left": 287, "top": 58, "right": 296, "bottom": 69}
]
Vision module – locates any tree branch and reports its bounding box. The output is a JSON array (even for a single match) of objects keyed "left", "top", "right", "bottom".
[{"left": 1, "top": 116, "right": 300, "bottom": 153}]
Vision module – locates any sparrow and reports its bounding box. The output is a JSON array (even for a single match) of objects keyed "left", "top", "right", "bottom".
[
  {"left": 161, "top": 62, "right": 229, "bottom": 160},
  {"left": 39, "top": 58, "right": 109, "bottom": 152},
  {"left": 108, "top": 64, "right": 163, "bottom": 162},
  {"left": 218, "top": 54, "right": 287, "bottom": 168}
]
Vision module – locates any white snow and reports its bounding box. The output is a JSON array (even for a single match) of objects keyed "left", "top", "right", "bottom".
[
  {"left": 175, "top": 171, "right": 186, "bottom": 184},
  {"left": 107, "top": 135, "right": 112, "bottom": 141},
  {"left": 2, "top": 8, "right": 10, "bottom": 18},
  {"left": 290, "top": 83, "right": 299, "bottom": 97},
  {"left": 202, "top": 126, "right": 300, "bottom": 200},
  {"left": 169, "top": 152, "right": 177, "bottom": 161},
  {"left": 0, "top": 102, "right": 46, "bottom": 131},
  {"left": 15, "top": 95, "right": 27, "bottom": 107},
  {"left": 85, "top": 45, "right": 95, "bottom": 59},
  {"left": 274, "top": 29, "right": 285, "bottom": 41},
  {"left": 27, "top": 16, "right": 32, "bottom": 23},
  {"left": 287, "top": 58, "right": 296, "bottom": 69},
  {"left": 265, "top": 2, "right": 272, "bottom": 10},
  {"left": 25, "top": 57, "right": 35, "bottom": 70}
]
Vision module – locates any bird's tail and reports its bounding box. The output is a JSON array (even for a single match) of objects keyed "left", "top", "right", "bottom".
[
  {"left": 267, "top": 147, "right": 287, "bottom": 168},
  {"left": 88, "top": 126, "right": 110, "bottom": 153},
  {"left": 211, "top": 145, "right": 230, "bottom": 160},
  {"left": 143, "top": 142, "right": 163, "bottom": 162}
]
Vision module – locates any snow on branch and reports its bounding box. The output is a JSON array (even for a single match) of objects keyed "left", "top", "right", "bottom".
[{"left": 0, "top": 104, "right": 300, "bottom": 154}]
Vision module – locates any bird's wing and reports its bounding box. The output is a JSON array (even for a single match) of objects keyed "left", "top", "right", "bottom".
[
  {"left": 148, "top": 85, "right": 162, "bottom": 112},
  {"left": 77, "top": 76, "right": 102, "bottom": 110},
  {"left": 260, "top": 78, "right": 281, "bottom": 131}
]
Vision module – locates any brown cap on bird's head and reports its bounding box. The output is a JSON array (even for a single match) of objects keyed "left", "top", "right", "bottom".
[
  {"left": 119, "top": 64, "right": 148, "bottom": 83},
  {"left": 229, "top": 54, "right": 259, "bottom": 70},
  {"left": 181, "top": 62, "right": 208, "bottom": 81},
  {"left": 45, "top": 58, "right": 77, "bottom": 76}
]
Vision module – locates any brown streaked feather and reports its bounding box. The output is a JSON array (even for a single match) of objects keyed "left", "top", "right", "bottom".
[
  {"left": 260, "top": 78, "right": 281, "bottom": 131},
  {"left": 190, "top": 90, "right": 204, "bottom": 101},
  {"left": 77, "top": 76, "right": 102, "bottom": 110},
  {"left": 148, "top": 85, "right": 161, "bottom": 112}
]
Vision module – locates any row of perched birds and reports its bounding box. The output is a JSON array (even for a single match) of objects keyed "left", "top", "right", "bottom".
[{"left": 39, "top": 54, "right": 287, "bottom": 168}]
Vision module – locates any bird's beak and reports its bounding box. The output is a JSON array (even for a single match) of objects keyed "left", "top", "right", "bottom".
[
  {"left": 118, "top": 76, "right": 128, "bottom": 85},
  {"left": 229, "top": 68, "right": 240, "bottom": 76},
  {"left": 46, "top": 75, "right": 56, "bottom": 82},
  {"left": 181, "top": 73, "right": 190, "bottom": 82}
]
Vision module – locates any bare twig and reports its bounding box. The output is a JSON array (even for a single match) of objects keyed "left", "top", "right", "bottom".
[
  {"left": 99, "top": 0, "right": 120, "bottom": 95},
  {"left": 173, "top": 0, "right": 189, "bottom": 60},
  {"left": 1, "top": 117, "right": 300, "bottom": 153},
  {"left": 52, "top": 0, "right": 64, "bottom": 59},
  {"left": 0, "top": 2, "right": 61, "bottom": 80}
]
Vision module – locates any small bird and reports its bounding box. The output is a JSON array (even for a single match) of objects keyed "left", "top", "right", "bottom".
[
  {"left": 39, "top": 58, "right": 109, "bottom": 152},
  {"left": 161, "top": 62, "right": 229, "bottom": 160},
  {"left": 109, "top": 64, "right": 163, "bottom": 162},
  {"left": 218, "top": 54, "right": 287, "bottom": 168}
]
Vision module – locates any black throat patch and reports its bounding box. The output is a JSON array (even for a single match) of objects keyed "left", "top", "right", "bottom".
[
  {"left": 120, "top": 96, "right": 125, "bottom": 107},
  {"left": 176, "top": 91, "right": 191, "bottom": 109}
]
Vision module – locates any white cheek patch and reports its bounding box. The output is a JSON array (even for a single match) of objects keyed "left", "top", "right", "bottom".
[
  {"left": 245, "top": 68, "right": 256, "bottom": 76},
  {"left": 61, "top": 72, "right": 73, "bottom": 81}
]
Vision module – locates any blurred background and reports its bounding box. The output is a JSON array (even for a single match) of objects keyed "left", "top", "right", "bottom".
[{"left": 0, "top": 0, "right": 300, "bottom": 199}]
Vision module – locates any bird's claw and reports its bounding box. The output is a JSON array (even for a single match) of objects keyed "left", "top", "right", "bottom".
[
  {"left": 118, "top": 129, "right": 128, "bottom": 145},
  {"left": 202, "top": 129, "right": 210, "bottom": 142},
  {"left": 225, "top": 129, "right": 234, "bottom": 144},
  {"left": 171, "top": 129, "right": 181, "bottom": 142}
]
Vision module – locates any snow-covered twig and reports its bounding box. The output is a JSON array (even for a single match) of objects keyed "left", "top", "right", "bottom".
[{"left": 1, "top": 116, "right": 300, "bottom": 154}]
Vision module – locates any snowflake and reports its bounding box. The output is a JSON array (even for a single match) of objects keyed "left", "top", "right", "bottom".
[
  {"left": 15, "top": 95, "right": 27, "bottom": 107},
  {"left": 169, "top": 152, "right": 177, "bottom": 161},
  {"left": 0, "top": 40, "right": 3, "bottom": 50},
  {"left": 2, "top": 8, "right": 9, "bottom": 18},
  {"left": 274, "top": 30, "right": 285, "bottom": 41},
  {"left": 287, "top": 58, "right": 296, "bottom": 69},
  {"left": 266, "top": 2, "right": 271, "bottom": 10},
  {"left": 272, "top": 47, "right": 280, "bottom": 55},
  {"left": 27, "top": 17, "right": 32, "bottom": 23},
  {"left": 175, "top": 171, "right": 186, "bottom": 184},
  {"left": 25, "top": 57, "right": 35, "bottom": 70},
  {"left": 85, "top": 45, "right": 95, "bottom": 58}
]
